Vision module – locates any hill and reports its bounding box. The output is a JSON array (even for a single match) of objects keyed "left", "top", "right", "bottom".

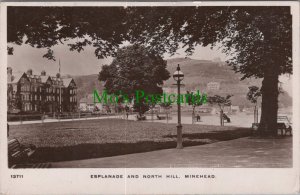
[
  {"left": 73, "top": 58, "right": 292, "bottom": 107},
  {"left": 72, "top": 74, "right": 104, "bottom": 102}
]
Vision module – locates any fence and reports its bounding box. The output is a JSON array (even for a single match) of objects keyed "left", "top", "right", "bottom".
[{"left": 7, "top": 112, "right": 124, "bottom": 124}]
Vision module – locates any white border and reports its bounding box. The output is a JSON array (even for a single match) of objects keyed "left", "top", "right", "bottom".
[{"left": 0, "top": 2, "right": 299, "bottom": 194}]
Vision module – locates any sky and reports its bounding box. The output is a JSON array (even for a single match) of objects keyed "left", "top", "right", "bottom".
[
  {"left": 7, "top": 42, "right": 292, "bottom": 95},
  {"left": 8, "top": 42, "right": 228, "bottom": 76}
]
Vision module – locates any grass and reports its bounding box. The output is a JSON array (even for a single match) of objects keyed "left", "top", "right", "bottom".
[{"left": 9, "top": 119, "right": 252, "bottom": 163}]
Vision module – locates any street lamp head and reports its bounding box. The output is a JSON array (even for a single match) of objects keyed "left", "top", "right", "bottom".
[{"left": 173, "top": 64, "right": 184, "bottom": 82}]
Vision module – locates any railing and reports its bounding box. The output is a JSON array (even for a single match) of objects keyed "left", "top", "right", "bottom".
[{"left": 7, "top": 112, "right": 124, "bottom": 123}]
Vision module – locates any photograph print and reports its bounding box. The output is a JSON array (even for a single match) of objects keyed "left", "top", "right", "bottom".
[{"left": 6, "top": 5, "right": 293, "bottom": 169}]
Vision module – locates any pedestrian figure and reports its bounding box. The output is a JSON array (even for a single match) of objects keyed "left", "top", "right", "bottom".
[
  {"left": 223, "top": 113, "right": 231, "bottom": 123},
  {"left": 196, "top": 114, "right": 201, "bottom": 122},
  {"left": 125, "top": 105, "right": 129, "bottom": 119}
]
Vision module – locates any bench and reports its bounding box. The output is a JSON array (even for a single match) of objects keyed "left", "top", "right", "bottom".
[
  {"left": 157, "top": 115, "right": 166, "bottom": 120},
  {"left": 136, "top": 115, "right": 146, "bottom": 121},
  {"left": 223, "top": 113, "right": 231, "bottom": 123},
  {"left": 277, "top": 116, "right": 292, "bottom": 135},
  {"left": 8, "top": 139, "right": 36, "bottom": 168}
]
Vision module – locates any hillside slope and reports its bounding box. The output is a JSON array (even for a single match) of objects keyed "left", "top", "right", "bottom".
[{"left": 73, "top": 58, "right": 292, "bottom": 107}]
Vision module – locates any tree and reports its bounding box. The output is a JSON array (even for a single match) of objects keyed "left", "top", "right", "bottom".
[
  {"left": 208, "top": 95, "right": 232, "bottom": 126},
  {"left": 98, "top": 45, "right": 170, "bottom": 115},
  {"left": 247, "top": 86, "right": 262, "bottom": 124},
  {"left": 127, "top": 7, "right": 292, "bottom": 135},
  {"left": 8, "top": 7, "right": 292, "bottom": 135},
  {"left": 7, "top": 7, "right": 127, "bottom": 60},
  {"left": 160, "top": 102, "right": 172, "bottom": 123},
  {"left": 186, "top": 91, "right": 207, "bottom": 124}
]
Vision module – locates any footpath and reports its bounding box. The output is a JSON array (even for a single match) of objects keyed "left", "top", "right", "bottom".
[{"left": 52, "top": 136, "right": 292, "bottom": 168}]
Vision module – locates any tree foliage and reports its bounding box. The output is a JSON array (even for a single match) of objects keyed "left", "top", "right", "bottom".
[
  {"left": 208, "top": 95, "right": 232, "bottom": 110},
  {"left": 98, "top": 45, "right": 170, "bottom": 114},
  {"left": 8, "top": 7, "right": 127, "bottom": 60},
  {"left": 247, "top": 86, "right": 261, "bottom": 104},
  {"left": 126, "top": 7, "right": 292, "bottom": 78},
  {"left": 8, "top": 7, "right": 292, "bottom": 76},
  {"left": 208, "top": 94, "right": 233, "bottom": 126}
]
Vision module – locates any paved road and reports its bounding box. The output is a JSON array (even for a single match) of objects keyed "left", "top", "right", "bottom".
[
  {"left": 8, "top": 112, "right": 292, "bottom": 129},
  {"left": 52, "top": 136, "right": 292, "bottom": 168},
  {"left": 146, "top": 113, "right": 256, "bottom": 128}
]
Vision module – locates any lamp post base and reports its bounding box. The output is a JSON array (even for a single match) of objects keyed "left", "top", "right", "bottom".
[{"left": 176, "top": 124, "right": 183, "bottom": 149}]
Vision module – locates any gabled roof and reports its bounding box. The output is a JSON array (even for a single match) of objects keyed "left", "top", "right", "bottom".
[
  {"left": 62, "top": 78, "right": 73, "bottom": 87},
  {"left": 7, "top": 73, "right": 27, "bottom": 84},
  {"left": 40, "top": 75, "right": 51, "bottom": 83}
]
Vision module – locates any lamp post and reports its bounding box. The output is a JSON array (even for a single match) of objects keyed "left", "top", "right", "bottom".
[{"left": 173, "top": 64, "right": 184, "bottom": 149}]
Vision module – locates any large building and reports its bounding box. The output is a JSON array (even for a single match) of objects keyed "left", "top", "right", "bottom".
[{"left": 7, "top": 67, "right": 77, "bottom": 113}]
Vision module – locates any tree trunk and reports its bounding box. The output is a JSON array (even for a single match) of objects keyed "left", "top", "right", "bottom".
[
  {"left": 254, "top": 105, "right": 258, "bottom": 123},
  {"left": 258, "top": 67, "right": 279, "bottom": 136},
  {"left": 220, "top": 109, "right": 224, "bottom": 126},
  {"left": 192, "top": 106, "right": 195, "bottom": 124}
]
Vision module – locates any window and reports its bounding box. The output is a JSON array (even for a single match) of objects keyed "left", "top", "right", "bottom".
[{"left": 35, "top": 95, "right": 37, "bottom": 101}]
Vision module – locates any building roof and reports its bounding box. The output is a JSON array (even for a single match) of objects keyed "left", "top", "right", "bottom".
[
  {"left": 40, "top": 75, "right": 50, "bottom": 83},
  {"left": 8, "top": 69, "right": 76, "bottom": 89},
  {"left": 62, "top": 78, "right": 73, "bottom": 87},
  {"left": 7, "top": 73, "right": 26, "bottom": 84}
]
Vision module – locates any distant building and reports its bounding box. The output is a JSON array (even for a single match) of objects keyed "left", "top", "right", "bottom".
[
  {"left": 79, "top": 94, "right": 103, "bottom": 112},
  {"left": 7, "top": 67, "right": 77, "bottom": 113},
  {"left": 207, "top": 82, "right": 220, "bottom": 91}
]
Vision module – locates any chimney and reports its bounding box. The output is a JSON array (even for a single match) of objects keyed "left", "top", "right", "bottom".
[
  {"left": 27, "top": 69, "right": 33, "bottom": 76},
  {"left": 41, "top": 70, "right": 46, "bottom": 76},
  {"left": 7, "top": 67, "right": 12, "bottom": 82}
]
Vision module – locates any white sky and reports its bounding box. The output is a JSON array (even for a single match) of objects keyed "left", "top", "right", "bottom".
[
  {"left": 8, "top": 42, "right": 228, "bottom": 76},
  {"left": 7, "top": 42, "right": 292, "bottom": 95}
]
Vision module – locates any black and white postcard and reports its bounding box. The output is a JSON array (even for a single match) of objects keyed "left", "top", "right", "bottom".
[{"left": 0, "top": 1, "right": 299, "bottom": 194}]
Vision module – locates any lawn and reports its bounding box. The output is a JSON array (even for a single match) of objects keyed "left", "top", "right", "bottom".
[{"left": 9, "top": 119, "right": 252, "bottom": 163}]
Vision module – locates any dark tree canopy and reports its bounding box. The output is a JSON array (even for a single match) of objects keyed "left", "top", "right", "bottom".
[
  {"left": 126, "top": 6, "right": 292, "bottom": 78},
  {"left": 8, "top": 6, "right": 292, "bottom": 77},
  {"left": 98, "top": 45, "right": 170, "bottom": 114},
  {"left": 8, "top": 7, "right": 127, "bottom": 60}
]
